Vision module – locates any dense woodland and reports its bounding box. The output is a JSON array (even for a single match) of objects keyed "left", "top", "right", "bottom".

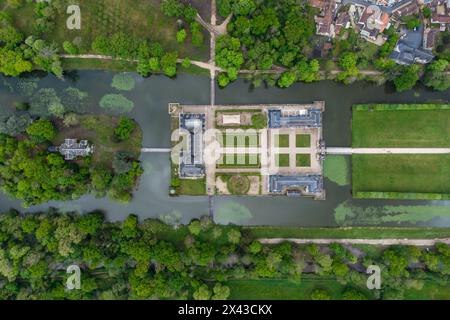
[
  {"left": 0, "top": 210, "right": 448, "bottom": 300},
  {"left": 0, "top": 0, "right": 448, "bottom": 91}
]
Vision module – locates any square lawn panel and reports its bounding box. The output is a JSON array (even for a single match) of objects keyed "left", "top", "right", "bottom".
[
  {"left": 296, "top": 154, "right": 311, "bottom": 167},
  {"left": 296, "top": 134, "right": 311, "bottom": 147},
  {"left": 276, "top": 154, "right": 290, "bottom": 167},
  {"left": 275, "top": 134, "right": 290, "bottom": 148}
]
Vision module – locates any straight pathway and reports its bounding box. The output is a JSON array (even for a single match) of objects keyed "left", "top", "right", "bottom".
[{"left": 326, "top": 147, "right": 450, "bottom": 155}]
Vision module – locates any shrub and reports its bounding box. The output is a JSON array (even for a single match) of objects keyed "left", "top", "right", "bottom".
[
  {"left": 176, "top": 29, "right": 187, "bottom": 43},
  {"left": 62, "top": 41, "right": 78, "bottom": 54},
  {"left": 26, "top": 119, "right": 56, "bottom": 141},
  {"left": 114, "top": 117, "right": 136, "bottom": 141}
]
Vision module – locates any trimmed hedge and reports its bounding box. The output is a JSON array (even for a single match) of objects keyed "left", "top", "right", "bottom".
[
  {"left": 354, "top": 191, "right": 450, "bottom": 200},
  {"left": 353, "top": 104, "right": 450, "bottom": 112}
]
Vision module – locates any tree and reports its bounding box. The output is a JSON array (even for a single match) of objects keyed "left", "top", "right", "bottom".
[
  {"left": 342, "top": 289, "right": 368, "bottom": 300},
  {"left": 111, "top": 73, "right": 136, "bottom": 91},
  {"left": 188, "top": 220, "right": 201, "bottom": 236},
  {"left": 122, "top": 215, "right": 139, "bottom": 238},
  {"left": 402, "top": 15, "right": 420, "bottom": 30},
  {"left": 193, "top": 284, "right": 212, "bottom": 300},
  {"left": 90, "top": 166, "right": 112, "bottom": 196},
  {"left": 160, "top": 52, "right": 178, "bottom": 77},
  {"left": 63, "top": 41, "right": 78, "bottom": 54},
  {"left": 393, "top": 64, "right": 420, "bottom": 92},
  {"left": 114, "top": 117, "right": 136, "bottom": 141},
  {"left": 0, "top": 113, "right": 32, "bottom": 136},
  {"left": 277, "top": 71, "right": 296, "bottom": 88},
  {"left": 26, "top": 119, "right": 56, "bottom": 141},
  {"left": 211, "top": 283, "right": 230, "bottom": 300},
  {"left": 0, "top": 48, "right": 32, "bottom": 76},
  {"left": 99, "top": 94, "right": 135, "bottom": 113},
  {"left": 424, "top": 59, "right": 450, "bottom": 91},
  {"left": 249, "top": 241, "right": 262, "bottom": 254},
  {"left": 48, "top": 101, "right": 65, "bottom": 118},
  {"left": 310, "top": 289, "right": 331, "bottom": 300},
  {"left": 181, "top": 57, "right": 191, "bottom": 68},
  {"left": 422, "top": 7, "right": 432, "bottom": 19},
  {"left": 63, "top": 113, "right": 79, "bottom": 127},
  {"left": 176, "top": 29, "right": 187, "bottom": 43},
  {"left": 161, "top": 0, "right": 184, "bottom": 17},
  {"left": 337, "top": 52, "right": 359, "bottom": 82},
  {"left": 227, "top": 229, "right": 241, "bottom": 244}
]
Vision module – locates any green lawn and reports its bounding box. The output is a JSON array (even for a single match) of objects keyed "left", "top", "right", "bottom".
[
  {"left": 226, "top": 277, "right": 366, "bottom": 300},
  {"left": 226, "top": 277, "right": 450, "bottom": 300},
  {"left": 403, "top": 280, "right": 450, "bottom": 300},
  {"left": 220, "top": 133, "right": 259, "bottom": 147},
  {"left": 352, "top": 154, "right": 450, "bottom": 198},
  {"left": 217, "top": 154, "right": 260, "bottom": 168},
  {"left": 179, "top": 178, "right": 206, "bottom": 195},
  {"left": 244, "top": 226, "right": 450, "bottom": 239},
  {"left": 296, "top": 154, "right": 311, "bottom": 167},
  {"left": 352, "top": 104, "right": 450, "bottom": 147},
  {"left": 275, "top": 134, "right": 290, "bottom": 148},
  {"left": 296, "top": 134, "right": 311, "bottom": 147},
  {"left": 276, "top": 154, "right": 290, "bottom": 167}
]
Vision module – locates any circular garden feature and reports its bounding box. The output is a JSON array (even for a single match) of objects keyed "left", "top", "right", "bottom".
[{"left": 227, "top": 175, "right": 250, "bottom": 195}]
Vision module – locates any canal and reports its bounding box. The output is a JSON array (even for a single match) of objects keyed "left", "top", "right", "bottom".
[{"left": 0, "top": 71, "right": 449, "bottom": 227}]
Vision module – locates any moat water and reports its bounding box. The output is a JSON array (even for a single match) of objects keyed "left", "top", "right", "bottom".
[{"left": 0, "top": 71, "right": 449, "bottom": 227}]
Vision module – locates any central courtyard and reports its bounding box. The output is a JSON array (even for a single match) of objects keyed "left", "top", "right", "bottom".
[{"left": 169, "top": 102, "right": 326, "bottom": 199}]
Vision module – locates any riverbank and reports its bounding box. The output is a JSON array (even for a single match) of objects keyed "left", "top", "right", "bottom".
[{"left": 245, "top": 226, "right": 450, "bottom": 239}]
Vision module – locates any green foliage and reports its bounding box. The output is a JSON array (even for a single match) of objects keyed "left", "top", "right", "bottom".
[
  {"left": 0, "top": 209, "right": 448, "bottom": 300},
  {"left": 25, "top": 119, "right": 56, "bottom": 141},
  {"left": 310, "top": 289, "right": 331, "bottom": 300},
  {"left": 424, "top": 59, "right": 450, "bottom": 91},
  {"left": 62, "top": 41, "right": 78, "bottom": 54},
  {"left": 181, "top": 57, "right": 191, "bottom": 68},
  {"left": 393, "top": 64, "right": 420, "bottom": 92},
  {"left": 111, "top": 73, "right": 136, "bottom": 91},
  {"left": 160, "top": 51, "right": 178, "bottom": 77},
  {"left": 0, "top": 113, "right": 32, "bottom": 136},
  {"left": 176, "top": 29, "right": 187, "bottom": 43},
  {"left": 114, "top": 117, "right": 136, "bottom": 141},
  {"left": 99, "top": 94, "right": 135, "bottom": 114},
  {"left": 402, "top": 16, "right": 420, "bottom": 30}
]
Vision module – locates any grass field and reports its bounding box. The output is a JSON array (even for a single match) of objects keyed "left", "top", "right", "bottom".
[
  {"left": 352, "top": 104, "right": 450, "bottom": 147},
  {"left": 296, "top": 154, "right": 311, "bottom": 167},
  {"left": 275, "top": 134, "right": 290, "bottom": 148},
  {"left": 179, "top": 178, "right": 206, "bottom": 195},
  {"left": 220, "top": 133, "right": 259, "bottom": 147},
  {"left": 226, "top": 277, "right": 368, "bottom": 300},
  {"left": 352, "top": 154, "right": 450, "bottom": 196},
  {"left": 244, "top": 226, "right": 450, "bottom": 239},
  {"left": 3, "top": 0, "right": 208, "bottom": 60},
  {"left": 226, "top": 277, "right": 450, "bottom": 300},
  {"left": 296, "top": 134, "right": 311, "bottom": 147},
  {"left": 276, "top": 154, "right": 290, "bottom": 167},
  {"left": 217, "top": 154, "right": 260, "bottom": 168}
]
